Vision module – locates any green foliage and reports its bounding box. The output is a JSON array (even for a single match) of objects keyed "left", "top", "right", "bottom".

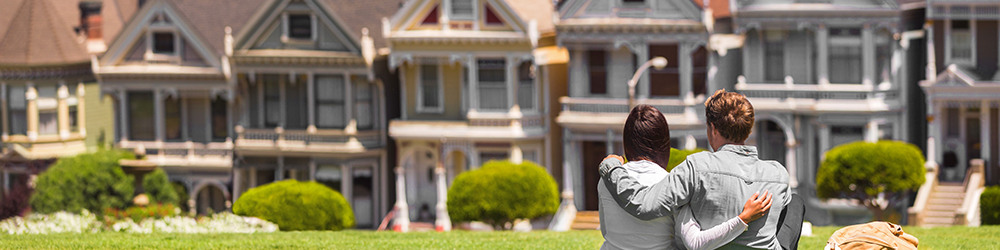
[
  {"left": 142, "top": 169, "right": 178, "bottom": 206},
  {"left": 105, "top": 203, "right": 177, "bottom": 222},
  {"left": 816, "top": 140, "right": 925, "bottom": 221},
  {"left": 171, "top": 182, "right": 189, "bottom": 211},
  {"left": 30, "top": 149, "right": 136, "bottom": 214},
  {"left": 982, "top": 186, "right": 1000, "bottom": 225},
  {"left": 447, "top": 160, "right": 559, "bottom": 230},
  {"left": 667, "top": 148, "right": 706, "bottom": 171},
  {"left": 233, "top": 180, "right": 354, "bottom": 231}
]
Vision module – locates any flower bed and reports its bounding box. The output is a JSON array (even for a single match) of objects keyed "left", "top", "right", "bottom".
[{"left": 0, "top": 210, "right": 277, "bottom": 234}]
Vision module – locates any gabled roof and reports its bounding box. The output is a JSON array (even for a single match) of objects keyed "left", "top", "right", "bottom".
[
  {"left": 559, "top": 0, "right": 703, "bottom": 21},
  {"left": 736, "top": 0, "right": 899, "bottom": 11},
  {"left": 504, "top": 0, "right": 556, "bottom": 34},
  {"left": 0, "top": 0, "right": 89, "bottom": 66},
  {"left": 234, "top": 0, "right": 367, "bottom": 54},
  {"left": 923, "top": 64, "right": 986, "bottom": 88},
  {"left": 387, "top": 0, "right": 549, "bottom": 35},
  {"left": 319, "top": 0, "right": 404, "bottom": 49},
  {"left": 161, "top": 0, "right": 268, "bottom": 57}
]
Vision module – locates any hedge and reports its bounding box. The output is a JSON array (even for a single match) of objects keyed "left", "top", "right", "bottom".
[
  {"left": 816, "top": 140, "right": 925, "bottom": 221},
  {"left": 30, "top": 150, "right": 136, "bottom": 214},
  {"left": 233, "top": 180, "right": 354, "bottom": 231},
  {"left": 142, "top": 168, "right": 179, "bottom": 206},
  {"left": 447, "top": 160, "right": 559, "bottom": 230},
  {"left": 667, "top": 148, "right": 706, "bottom": 171},
  {"left": 983, "top": 186, "right": 1000, "bottom": 225}
]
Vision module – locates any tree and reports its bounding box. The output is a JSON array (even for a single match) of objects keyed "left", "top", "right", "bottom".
[
  {"left": 817, "top": 140, "right": 925, "bottom": 221},
  {"left": 142, "top": 168, "right": 179, "bottom": 206},
  {"left": 30, "top": 149, "right": 136, "bottom": 214},
  {"left": 447, "top": 160, "right": 559, "bottom": 230}
]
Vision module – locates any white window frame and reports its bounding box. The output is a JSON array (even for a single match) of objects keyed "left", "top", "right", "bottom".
[
  {"left": 416, "top": 62, "right": 445, "bottom": 114},
  {"left": 945, "top": 18, "right": 976, "bottom": 67},
  {"left": 473, "top": 147, "right": 510, "bottom": 168},
  {"left": 145, "top": 25, "right": 181, "bottom": 63},
  {"left": 282, "top": 12, "right": 317, "bottom": 43},
  {"left": 516, "top": 62, "right": 538, "bottom": 113},
  {"left": 450, "top": 0, "right": 476, "bottom": 21}
]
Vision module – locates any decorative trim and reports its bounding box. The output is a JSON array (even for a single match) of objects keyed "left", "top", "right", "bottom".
[{"left": 0, "top": 64, "right": 92, "bottom": 80}]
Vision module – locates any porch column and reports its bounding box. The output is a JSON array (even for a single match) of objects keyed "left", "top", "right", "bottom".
[
  {"left": 276, "top": 156, "right": 284, "bottom": 180},
  {"left": 57, "top": 82, "right": 69, "bottom": 140},
  {"left": 786, "top": 140, "right": 798, "bottom": 188},
  {"left": 232, "top": 168, "right": 242, "bottom": 202},
  {"left": 434, "top": 164, "right": 451, "bottom": 231},
  {"left": 279, "top": 76, "right": 286, "bottom": 128},
  {"left": 685, "top": 135, "right": 697, "bottom": 150},
  {"left": 606, "top": 129, "right": 614, "bottom": 155},
  {"left": 257, "top": 77, "right": 264, "bottom": 128},
  {"left": 862, "top": 24, "right": 875, "bottom": 86},
  {"left": 76, "top": 83, "right": 86, "bottom": 137},
  {"left": 25, "top": 83, "right": 37, "bottom": 141},
  {"left": 819, "top": 124, "right": 831, "bottom": 159},
  {"left": 118, "top": 90, "right": 128, "bottom": 142},
  {"left": 154, "top": 89, "right": 164, "bottom": 143},
  {"left": 817, "top": 24, "right": 830, "bottom": 85},
  {"left": 507, "top": 56, "right": 517, "bottom": 112},
  {"left": 307, "top": 73, "right": 316, "bottom": 132},
  {"left": 680, "top": 43, "right": 694, "bottom": 101},
  {"left": 344, "top": 74, "right": 355, "bottom": 132},
  {"left": 392, "top": 166, "right": 410, "bottom": 232},
  {"left": 865, "top": 120, "right": 879, "bottom": 143},
  {"left": 1, "top": 82, "right": 7, "bottom": 140},
  {"left": 982, "top": 100, "right": 990, "bottom": 166},
  {"left": 467, "top": 56, "right": 479, "bottom": 112},
  {"left": 635, "top": 46, "right": 650, "bottom": 99},
  {"left": 248, "top": 167, "right": 258, "bottom": 188},
  {"left": 309, "top": 159, "right": 317, "bottom": 181}
]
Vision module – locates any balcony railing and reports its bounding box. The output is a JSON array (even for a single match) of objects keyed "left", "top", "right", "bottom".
[
  {"left": 235, "top": 126, "right": 382, "bottom": 150},
  {"left": 118, "top": 141, "right": 234, "bottom": 167},
  {"left": 735, "top": 83, "right": 899, "bottom": 101},
  {"left": 467, "top": 114, "right": 544, "bottom": 127},
  {"left": 559, "top": 97, "right": 690, "bottom": 115}
]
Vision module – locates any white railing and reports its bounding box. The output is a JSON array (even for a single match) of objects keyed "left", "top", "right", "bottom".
[
  {"left": 735, "top": 83, "right": 899, "bottom": 100},
  {"left": 467, "top": 114, "right": 543, "bottom": 127},
  {"left": 956, "top": 159, "right": 986, "bottom": 226},
  {"left": 559, "top": 97, "right": 690, "bottom": 115},
  {"left": 235, "top": 126, "right": 381, "bottom": 148},
  {"left": 119, "top": 141, "right": 233, "bottom": 161},
  {"left": 478, "top": 82, "right": 507, "bottom": 111}
]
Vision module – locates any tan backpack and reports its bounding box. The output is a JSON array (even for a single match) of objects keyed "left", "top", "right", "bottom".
[{"left": 825, "top": 222, "right": 919, "bottom": 250}]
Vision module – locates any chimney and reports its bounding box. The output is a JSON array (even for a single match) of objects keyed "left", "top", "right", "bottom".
[{"left": 79, "top": 0, "right": 105, "bottom": 53}]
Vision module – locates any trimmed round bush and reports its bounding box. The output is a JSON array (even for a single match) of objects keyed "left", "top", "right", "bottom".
[
  {"left": 447, "top": 160, "right": 559, "bottom": 230},
  {"left": 817, "top": 140, "right": 925, "bottom": 221},
  {"left": 233, "top": 180, "right": 354, "bottom": 231},
  {"left": 982, "top": 186, "right": 1000, "bottom": 225},
  {"left": 142, "top": 168, "right": 179, "bottom": 206},
  {"left": 668, "top": 148, "right": 706, "bottom": 171},
  {"left": 30, "top": 149, "right": 135, "bottom": 214}
]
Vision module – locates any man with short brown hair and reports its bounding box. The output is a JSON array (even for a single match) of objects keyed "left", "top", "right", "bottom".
[{"left": 600, "top": 89, "right": 791, "bottom": 250}]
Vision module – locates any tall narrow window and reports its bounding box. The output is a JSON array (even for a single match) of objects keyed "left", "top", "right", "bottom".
[
  {"left": 649, "top": 44, "right": 680, "bottom": 97},
  {"left": 588, "top": 50, "right": 607, "bottom": 95},
  {"left": 352, "top": 166, "right": 375, "bottom": 228},
  {"left": 211, "top": 97, "right": 228, "bottom": 142},
  {"left": 451, "top": 0, "right": 474, "bottom": 20},
  {"left": 36, "top": 86, "right": 57, "bottom": 136},
  {"left": 478, "top": 59, "right": 507, "bottom": 111},
  {"left": 419, "top": 64, "right": 441, "bottom": 112},
  {"left": 7, "top": 86, "right": 26, "bottom": 135},
  {"left": 288, "top": 14, "right": 312, "bottom": 39},
  {"left": 875, "top": 30, "right": 892, "bottom": 84},
  {"left": 153, "top": 32, "right": 175, "bottom": 54},
  {"left": 129, "top": 91, "right": 155, "bottom": 141},
  {"left": 950, "top": 20, "right": 973, "bottom": 63},
  {"left": 764, "top": 30, "right": 785, "bottom": 82},
  {"left": 829, "top": 28, "right": 862, "bottom": 83},
  {"left": 67, "top": 84, "right": 78, "bottom": 132},
  {"left": 285, "top": 76, "right": 308, "bottom": 130},
  {"left": 264, "top": 75, "right": 281, "bottom": 128},
  {"left": 354, "top": 76, "right": 375, "bottom": 130},
  {"left": 517, "top": 62, "right": 535, "bottom": 111},
  {"left": 315, "top": 75, "right": 346, "bottom": 129},
  {"left": 692, "top": 46, "right": 708, "bottom": 97},
  {"left": 164, "top": 96, "right": 181, "bottom": 141}
]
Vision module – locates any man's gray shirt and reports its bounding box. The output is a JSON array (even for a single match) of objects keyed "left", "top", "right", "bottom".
[{"left": 599, "top": 145, "right": 791, "bottom": 250}]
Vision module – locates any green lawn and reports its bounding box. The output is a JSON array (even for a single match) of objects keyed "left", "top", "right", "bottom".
[{"left": 1, "top": 226, "right": 998, "bottom": 249}]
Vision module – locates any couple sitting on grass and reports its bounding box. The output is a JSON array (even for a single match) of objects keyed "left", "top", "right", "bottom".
[{"left": 598, "top": 90, "right": 804, "bottom": 250}]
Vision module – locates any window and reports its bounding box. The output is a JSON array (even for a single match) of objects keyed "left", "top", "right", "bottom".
[
  {"left": 211, "top": 97, "right": 227, "bottom": 142},
  {"left": 764, "top": 30, "right": 785, "bottom": 82},
  {"left": 153, "top": 32, "right": 175, "bottom": 54},
  {"left": 288, "top": 14, "right": 312, "bottom": 39},
  {"left": 264, "top": 75, "right": 281, "bottom": 128},
  {"left": 479, "top": 151, "right": 509, "bottom": 164},
  {"left": 451, "top": 0, "right": 474, "bottom": 20},
  {"left": 649, "top": 45, "right": 679, "bottom": 97},
  {"left": 286, "top": 76, "right": 308, "bottom": 130},
  {"left": 7, "top": 86, "right": 26, "bottom": 135},
  {"left": 316, "top": 75, "right": 346, "bottom": 129},
  {"left": 67, "top": 84, "right": 78, "bottom": 132},
  {"left": 588, "top": 50, "right": 607, "bottom": 95},
  {"left": 478, "top": 59, "right": 507, "bottom": 111},
  {"left": 419, "top": 64, "right": 441, "bottom": 112},
  {"left": 875, "top": 30, "right": 892, "bottom": 84},
  {"left": 164, "top": 96, "right": 181, "bottom": 141},
  {"left": 316, "top": 165, "right": 342, "bottom": 192},
  {"left": 830, "top": 125, "right": 864, "bottom": 147},
  {"left": 517, "top": 62, "right": 535, "bottom": 110},
  {"left": 950, "top": 20, "right": 973, "bottom": 63},
  {"left": 129, "top": 92, "right": 155, "bottom": 141},
  {"left": 692, "top": 46, "right": 708, "bottom": 96},
  {"left": 829, "top": 28, "right": 862, "bottom": 83},
  {"left": 352, "top": 166, "right": 375, "bottom": 228},
  {"left": 354, "top": 76, "right": 375, "bottom": 130},
  {"left": 37, "top": 86, "right": 57, "bottom": 135}
]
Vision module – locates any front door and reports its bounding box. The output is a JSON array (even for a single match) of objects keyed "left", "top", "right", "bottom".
[{"left": 582, "top": 141, "right": 606, "bottom": 211}]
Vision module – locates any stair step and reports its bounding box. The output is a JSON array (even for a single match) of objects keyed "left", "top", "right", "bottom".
[
  {"left": 928, "top": 197, "right": 964, "bottom": 204},
  {"left": 925, "top": 210, "right": 956, "bottom": 217},
  {"left": 927, "top": 204, "right": 961, "bottom": 211},
  {"left": 576, "top": 211, "right": 600, "bottom": 217},
  {"left": 922, "top": 223, "right": 954, "bottom": 227},
  {"left": 574, "top": 216, "right": 601, "bottom": 223},
  {"left": 935, "top": 185, "right": 965, "bottom": 193},
  {"left": 571, "top": 222, "right": 600, "bottom": 230},
  {"left": 923, "top": 217, "right": 956, "bottom": 225},
  {"left": 931, "top": 192, "right": 964, "bottom": 199}
]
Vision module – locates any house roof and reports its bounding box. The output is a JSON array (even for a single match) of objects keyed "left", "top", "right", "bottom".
[
  {"left": 504, "top": 0, "right": 556, "bottom": 34},
  {"left": 0, "top": 0, "right": 90, "bottom": 66},
  {"left": 165, "top": 0, "right": 269, "bottom": 57},
  {"left": 320, "top": 0, "right": 405, "bottom": 50}
]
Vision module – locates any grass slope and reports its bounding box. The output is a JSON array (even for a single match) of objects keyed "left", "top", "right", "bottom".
[{"left": 1, "top": 226, "right": 998, "bottom": 249}]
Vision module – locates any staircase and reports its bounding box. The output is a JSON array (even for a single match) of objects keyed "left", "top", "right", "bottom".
[
  {"left": 922, "top": 183, "right": 965, "bottom": 227},
  {"left": 571, "top": 211, "right": 600, "bottom": 230}
]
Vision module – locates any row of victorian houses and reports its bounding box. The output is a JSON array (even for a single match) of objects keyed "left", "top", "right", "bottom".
[{"left": 0, "top": 0, "right": 996, "bottom": 229}]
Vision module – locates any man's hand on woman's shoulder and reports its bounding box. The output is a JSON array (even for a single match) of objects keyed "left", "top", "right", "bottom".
[{"left": 599, "top": 154, "right": 625, "bottom": 177}]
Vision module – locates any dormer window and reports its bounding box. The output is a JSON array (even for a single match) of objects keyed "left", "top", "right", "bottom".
[
  {"left": 948, "top": 19, "right": 974, "bottom": 65},
  {"left": 451, "top": 0, "right": 474, "bottom": 20},
  {"left": 288, "top": 14, "right": 312, "bottom": 39},
  {"left": 153, "top": 32, "right": 175, "bottom": 54}
]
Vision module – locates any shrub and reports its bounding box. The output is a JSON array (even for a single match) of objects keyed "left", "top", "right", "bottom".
[
  {"left": 983, "top": 186, "right": 1000, "bottom": 225},
  {"left": 233, "top": 180, "right": 353, "bottom": 231},
  {"left": 447, "top": 160, "right": 559, "bottom": 230},
  {"left": 816, "top": 140, "right": 925, "bottom": 221},
  {"left": 142, "top": 168, "right": 179, "bottom": 206},
  {"left": 172, "top": 182, "right": 190, "bottom": 211},
  {"left": 105, "top": 203, "right": 178, "bottom": 223},
  {"left": 668, "top": 148, "right": 706, "bottom": 171},
  {"left": 30, "top": 149, "right": 136, "bottom": 214},
  {"left": 0, "top": 184, "right": 32, "bottom": 220}
]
